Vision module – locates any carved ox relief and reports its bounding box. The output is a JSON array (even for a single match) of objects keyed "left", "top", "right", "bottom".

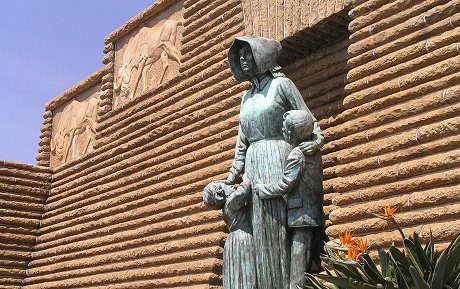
[
  {"left": 51, "top": 97, "right": 98, "bottom": 165},
  {"left": 114, "top": 19, "right": 182, "bottom": 106}
]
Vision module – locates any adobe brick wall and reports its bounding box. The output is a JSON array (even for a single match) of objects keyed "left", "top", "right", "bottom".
[
  {"left": 324, "top": 0, "right": 460, "bottom": 250},
  {"left": 240, "top": 0, "right": 352, "bottom": 39},
  {"left": 0, "top": 161, "right": 51, "bottom": 289},
  {"left": 283, "top": 36, "right": 350, "bottom": 224}
]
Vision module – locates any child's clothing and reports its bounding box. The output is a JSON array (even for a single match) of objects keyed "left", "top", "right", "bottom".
[
  {"left": 222, "top": 183, "right": 257, "bottom": 289},
  {"left": 256, "top": 147, "right": 324, "bottom": 227}
]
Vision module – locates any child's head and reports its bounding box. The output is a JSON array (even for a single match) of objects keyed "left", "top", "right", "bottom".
[
  {"left": 282, "top": 110, "right": 314, "bottom": 144},
  {"left": 203, "top": 181, "right": 227, "bottom": 210}
]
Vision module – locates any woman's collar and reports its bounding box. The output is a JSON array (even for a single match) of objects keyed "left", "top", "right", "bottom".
[{"left": 251, "top": 73, "right": 272, "bottom": 93}]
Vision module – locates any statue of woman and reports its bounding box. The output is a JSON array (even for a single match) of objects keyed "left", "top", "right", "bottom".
[{"left": 225, "top": 36, "right": 324, "bottom": 289}]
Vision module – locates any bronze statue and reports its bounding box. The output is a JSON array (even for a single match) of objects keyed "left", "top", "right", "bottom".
[
  {"left": 203, "top": 180, "right": 257, "bottom": 289},
  {"left": 254, "top": 110, "right": 324, "bottom": 289},
  {"left": 226, "top": 36, "right": 324, "bottom": 289}
]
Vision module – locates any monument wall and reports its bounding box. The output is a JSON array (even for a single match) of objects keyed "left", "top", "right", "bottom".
[
  {"left": 0, "top": 0, "right": 458, "bottom": 288},
  {"left": 26, "top": 0, "right": 246, "bottom": 288},
  {"left": 324, "top": 0, "right": 460, "bottom": 250},
  {"left": 0, "top": 162, "right": 51, "bottom": 288}
]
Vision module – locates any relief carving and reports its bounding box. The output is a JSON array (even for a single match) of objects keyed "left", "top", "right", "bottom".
[
  {"left": 114, "top": 19, "right": 183, "bottom": 107},
  {"left": 50, "top": 96, "right": 98, "bottom": 166}
]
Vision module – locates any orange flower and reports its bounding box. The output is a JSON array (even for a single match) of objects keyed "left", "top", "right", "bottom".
[
  {"left": 379, "top": 206, "right": 397, "bottom": 219},
  {"left": 339, "top": 231, "right": 357, "bottom": 247},
  {"left": 354, "top": 238, "right": 368, "bottom": 253},
  {"left": 347, "top": 246, "right": 359, "bottom": 260}
]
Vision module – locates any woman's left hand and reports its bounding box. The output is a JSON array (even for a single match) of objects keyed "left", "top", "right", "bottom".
[{"left": 299, "top": 141, "right": 319, "bottom": 156}]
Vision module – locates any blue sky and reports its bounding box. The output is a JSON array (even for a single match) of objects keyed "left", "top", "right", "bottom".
[{"left": 0, "top": 1, "right": 155, "bottom": 164}]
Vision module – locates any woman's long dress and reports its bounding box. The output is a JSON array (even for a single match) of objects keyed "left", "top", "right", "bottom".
[{"left": 229, "top": 75, "right": 319, "bottom": 289}]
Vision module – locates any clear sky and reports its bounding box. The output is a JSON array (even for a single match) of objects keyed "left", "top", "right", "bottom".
[{"left": 0, "top": 0, "right": 155, "bottom": 165}]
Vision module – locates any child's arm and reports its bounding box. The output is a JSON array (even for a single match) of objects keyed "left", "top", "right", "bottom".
[
  {"left": 254, "top": 149, "right": 305, "bottom": 199},
  {"left": 225, "top": 181, "right": 251, "bottom": 210}
]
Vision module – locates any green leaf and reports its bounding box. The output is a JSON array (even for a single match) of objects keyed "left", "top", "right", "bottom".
[
  {"left": 306, "top": 273, "right": 328, "bottom": 289},
  {"left": 321, "top": 253, "right": 337, "bottom": 267},
  {"left": 389, "top": 245, "right": 411, "bottom": 272},
  {"left": 452, "top": 271, "right": 460, "bottom": 289},
  {"left": 361, "top": 254, "right": 386, "bottom": 284},
  {"left": 445, "top": 266, "right": 460, "bottom": 287},
  {"left": 325, "top": 267, "right": 334, "bottom": 276},
  {"left": 409, "top": 266, "right": 431, "bottom": 289},
  {"left": 430, "top": 249, "right": 447, "bottom": 289},
  {"left": 314, "top": 275, "right": 360, "bottom": 289},
  {"left": 404, "top": 238, "right": 424, "bottom": 275},
  {"left": 389, "top": 246, "right": 413, "bottom": 288},
  {"left": 326, "top": 244, "right": 337, "bottom": 258},
  {"left": 376, "top": 246, "right": 388, "bottom": 276},
  {"left": 333, "top": 262, "right": 365, "bottom": 282},
  {"left": 424, "top": 230, "right": 435, "bottom": 266},
  {"left": 447, "top": 232, "right": 460, "bottom": 252},
  {"left": 413, "top": 232, "right": 432, "bottom": 274},
  {"left": 362, "top": 284, "right": 379, "bottom": 289},
  {"left": 445, "top": 234, "right": 460, "bottom": 281}
]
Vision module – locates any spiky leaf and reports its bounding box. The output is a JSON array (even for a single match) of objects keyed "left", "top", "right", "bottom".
[
  {"left": 389, "top": 245, "right": 410, "bottom": 273},
  {"left": 445, "top": 266, "right": 460, "bottom": 287},
  {"left": 389, "top": 246, "right": 413, "bottom": 288},
  {"left": 333, "top": 262, "right": 365, "bottom": 282},
  {"left": 376, "top": 245, "right": 390, "bottom": 278},
  {"left": 445, "top": 233, "right": 460, "bottom": 281},
  {"left": 409, "top": 266, "right": 431, "bottom": 289},
  {"left": 424, "top": 230, "right": 435, "bottom": 266},
  {"left": 413, "top": 232, "right": 431, "bottom": 275},
  {"left": 430, "top": 249, "right": 447, "bottom": 289},
  {"left": 361, "top": 254, "right": 386, "bottom": 285},
  {"left": 451, "top": 271, "right": 460, "bottom": 289},
  {"left": 314, "top": 275, "right": 367, "bottom": 289},
  {"left": 306, "top": 273, "right": 328, "bottom": 289},
  {"left": 404, "top": 238, "right": 424, "bottom": 275}
]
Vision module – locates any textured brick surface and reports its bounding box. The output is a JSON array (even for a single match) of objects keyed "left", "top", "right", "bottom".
[
  {"left": 240, "top": 0, "right": 352, "bottom": 39},
  {"left": 0, "top": 161, "right": 50, "bottom": 289},
  {"left": 324, "top": 0, "right": 460, "bottom": 247}
]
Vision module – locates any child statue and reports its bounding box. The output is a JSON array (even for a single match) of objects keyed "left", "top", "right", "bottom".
[
  {"left": 203, "top": 180, "right": 257, "bottom": 289},
  {"left": 254, "top": 110, "right": 325, "bottom": 289}
]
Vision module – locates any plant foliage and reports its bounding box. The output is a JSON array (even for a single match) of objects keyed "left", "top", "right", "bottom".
[{"left": 306, "top": 211, "right": 460, "bottom": 289}]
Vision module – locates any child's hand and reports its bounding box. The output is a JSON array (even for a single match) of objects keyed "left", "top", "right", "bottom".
[
  {"left": 299, "top": 141, "right": 319, "bottom": 156},
  {"left": 219, "top": 183, "right": 237, "bottom": 197},
  {"left": 222, "top": 179, "right": 234, "bottom": 185},
  {"left": 241, "top": 174, "right": 252, "bottom": 188}
]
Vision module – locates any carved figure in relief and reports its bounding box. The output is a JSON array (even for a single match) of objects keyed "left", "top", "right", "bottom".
[
  {"left": 222, "top": 36, "right": 324, "bottom": 289},
  {"left": 254, "top": 110, "right": 325, "bottom": 289},
  {"left": 203, "top": 180, "right": 257, "bottom": 289},
  {"left": 51, "top": 97, "right": 98, "bottom": 164},
  {"left": 114, "top": 19, "right": 182, "bottom": 102}
]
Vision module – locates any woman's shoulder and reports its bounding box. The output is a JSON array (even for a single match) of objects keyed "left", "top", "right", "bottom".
[
  {"left": 271, "top": 76, "right": 295, "bottom": 91},
  {"left": 272, "top": 75, "right": 289, "bottom": 83}
]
